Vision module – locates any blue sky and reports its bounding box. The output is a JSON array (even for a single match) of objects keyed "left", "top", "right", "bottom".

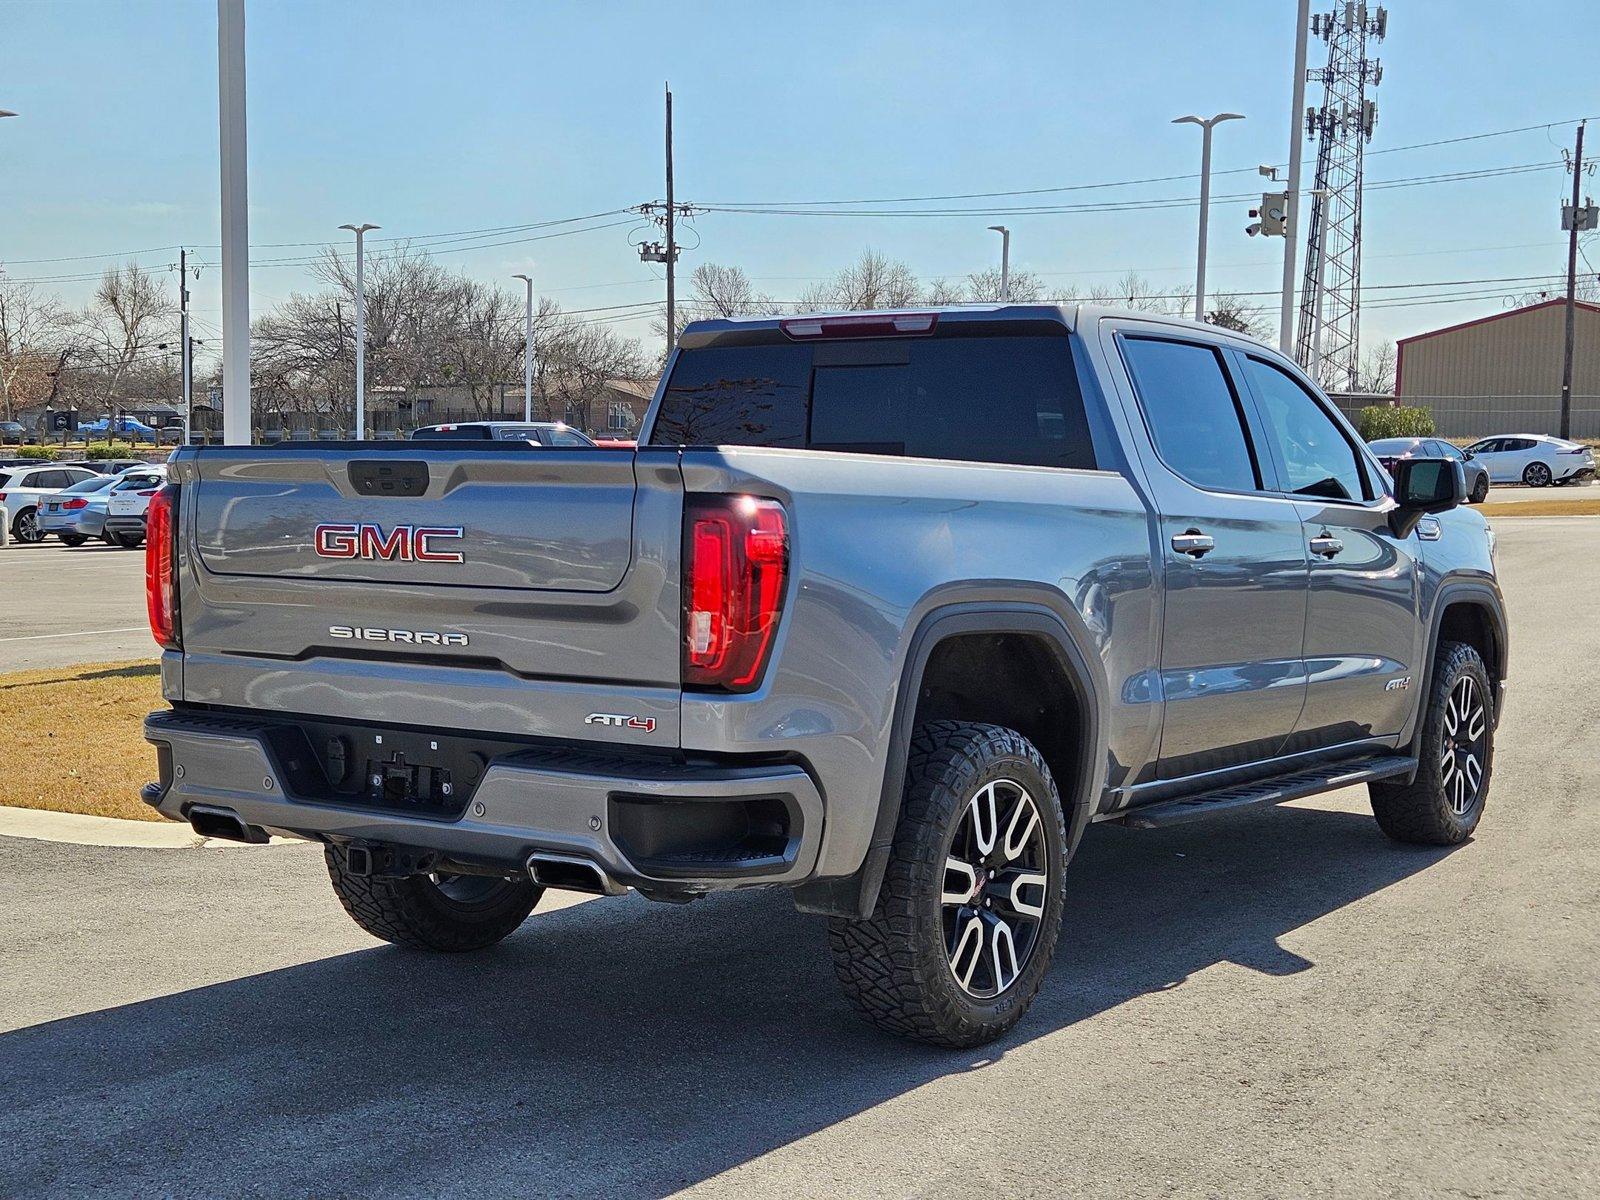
[{"left": 0, "top": 0, "right": 1594, "bottom": 357}]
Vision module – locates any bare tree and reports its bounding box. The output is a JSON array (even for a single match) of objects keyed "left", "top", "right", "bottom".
[
  {"left": 655, "top": 262, "right": 778, "bottom": 347},
  {"left": 964, "top": 266, "right": 1046, "bottom": 303},
  {"left": 81, "top": 264, "right": 175, "bottom": 405},
  {"left": 800, "top": 249, "right": 922, "bottom": 311},
  {"left": 1355, "top": 339, "right": 1397, "bottom": 394},
  {"left": 1203, "top": 293, "right": 1271, "bottom": 341},
  {"left": 0, "top": 276, "right": 74, "bottom": 422}
]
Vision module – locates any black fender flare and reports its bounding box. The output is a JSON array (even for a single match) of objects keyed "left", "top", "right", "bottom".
[
  {"left": 1404, "top": 578, "right": 1509, "bottom": 763},
  {"left": 793, "top": 598, "right": 1108, "bottom": 920}
]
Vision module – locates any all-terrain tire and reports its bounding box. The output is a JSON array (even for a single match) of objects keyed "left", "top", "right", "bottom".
[
  {"left": 828, "top": 720, "right": 1068, "bottom": 1048},
  {"left": 324, "top": 845, "right": 542, "bottom": 951},
  {"left": 1369, "top": 640, "right": 1495, "bottom": 845}
]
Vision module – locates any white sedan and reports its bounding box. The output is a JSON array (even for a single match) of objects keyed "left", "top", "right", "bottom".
[
  {"left": 1461, "top": 434, "right": 1596, "bottom": 488},
  {"left": 0, "top": 463, "right": 106, "bottom": 542}
]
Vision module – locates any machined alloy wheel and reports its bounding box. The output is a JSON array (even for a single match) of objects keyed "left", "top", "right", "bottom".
[
  {"left": 1523, "top": 461, "right": 1552, "bottom": 487},
  {"left": 942, "top": 779, "right": 1050, "bottom": 999},
  {"left": 1439, "top": 675, "right": 1488, "bottom": 816},
  {"left": 829, "top": 721, "right": 1069, "bottom": 1047},
  {"left": 1369, "top": 640, "right": 1494, "bottom": 845},
  {"left": 13, "top": 508, "right": 41, "bottom": 543}
]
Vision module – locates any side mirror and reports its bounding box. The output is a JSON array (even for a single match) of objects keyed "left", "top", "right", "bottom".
[{"left": 1389, "top": 457, "right": 1466, "bottom": 537}]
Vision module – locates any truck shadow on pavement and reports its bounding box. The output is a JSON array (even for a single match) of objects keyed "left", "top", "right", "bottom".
[{"left": 2, "top": 801, "right": 1457, "bottom": 1198}]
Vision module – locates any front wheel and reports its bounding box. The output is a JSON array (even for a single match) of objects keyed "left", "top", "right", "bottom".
[
  {"left": 1369, "top": 641, "right": 1494, "bottom": 845},
  {"left": 325, "top": 845, "right": 543, "bottom": 951},
  {"left": 1522, "top": 461, "right": 1552, "bottom": 488},
  {"left": 1468, "top": 475, "right": 1489, "bottom": 505},
  {"left": 828, "top": 721, "right": 1068, "bottom": 1048}
]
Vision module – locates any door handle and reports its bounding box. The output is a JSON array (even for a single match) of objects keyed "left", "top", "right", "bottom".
[
  {"left": 1309, "top": 533, "right": 1344, "bottom": 558},
  {"left": 1171, "top": 530, "right": 1215, "bottom": 558}
]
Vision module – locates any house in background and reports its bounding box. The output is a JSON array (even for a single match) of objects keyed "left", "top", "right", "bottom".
[{"left": 1396, "top": 298, "right": 1600, "bottom": 438}]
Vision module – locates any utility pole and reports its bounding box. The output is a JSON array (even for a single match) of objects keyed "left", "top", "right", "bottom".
[
  {"left": 178, "top": 247, "right": 193, "bottom": 445},
  {"left": 217, "top": 0, "right": 250, "bottom": 445},
  {"left": 665, "top": 84, "right": 676, "bottom": 353},
  {"left": 1559, "top": 121, "right": 1587, "bottom": 441},
  {"left": 638, "top": 88, "right": 698, "bottom": 353},
  {"left": 1280, "top": 0, "right": 1310, "bottom": 355}
]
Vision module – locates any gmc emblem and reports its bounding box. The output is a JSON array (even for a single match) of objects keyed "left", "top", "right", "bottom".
[{"left": 314, "top": 522, "right": 465, "bottom": 564}]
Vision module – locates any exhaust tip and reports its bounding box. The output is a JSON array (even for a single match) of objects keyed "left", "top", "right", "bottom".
[
  {"left": 187, "top": 805, "right": 269, "bottom": 845},
  {"left": 526, "top": 851, "right": 626, "bottom": 897}
]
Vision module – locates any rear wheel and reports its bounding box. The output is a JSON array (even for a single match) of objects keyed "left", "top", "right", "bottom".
[
  {"left": 112, "top": 532, "right": 143, "bottom": 549},
  {"left": 1369, "top": 641, "right": 1494, "bottom": 845},
  {"left": 828, "top": 721, "right": 1067, "bottom": 1048},
  {"left": 324, "top": 845, "right": 543, "bottom": 951},
  {"left": 12, "top": 508, "right": 42, "bottom": 543},
  {"left": 1522, "top": 461, "right": 1552, "bottom": 487},
  {"left": 58, "top": 533, "right": 87, "bottom": 547}
]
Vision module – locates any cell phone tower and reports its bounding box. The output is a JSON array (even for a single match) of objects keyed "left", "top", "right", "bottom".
[{"left": 1296, "top": 3, "right": 1386, "bottom": 391}]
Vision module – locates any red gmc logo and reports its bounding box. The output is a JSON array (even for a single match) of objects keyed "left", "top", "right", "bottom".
[{"left": 314, "top": 522, "right": 465, "bottom": 564}]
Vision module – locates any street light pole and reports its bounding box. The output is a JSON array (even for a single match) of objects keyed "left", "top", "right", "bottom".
[
  {"left": 512, "top": 272, "right": 535, "bottom": 422},
  {"left": 987, "top": 225, "right": 1011, "bottom": 301},
  {"left": 1173, "top": 112, "right": 1245, "bottom": 322},
  {"left": 218, "top": 0, "right": 251, "bottom": 445},
  {"left": 339, "top": 223, "right": 378, "bottom": 439}
]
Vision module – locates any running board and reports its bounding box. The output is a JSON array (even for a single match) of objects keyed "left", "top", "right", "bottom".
[{"left": 1114, "top": 755, "right": 1416, "bottom": 829}]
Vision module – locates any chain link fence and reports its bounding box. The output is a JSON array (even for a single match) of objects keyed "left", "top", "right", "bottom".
[{"left": 1400, "top": 396, "right": 1600, "bottom": 441}]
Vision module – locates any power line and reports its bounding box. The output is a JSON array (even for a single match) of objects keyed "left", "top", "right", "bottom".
[{"left": 697, "top": 118, "right": 1595, "bottom": 208}]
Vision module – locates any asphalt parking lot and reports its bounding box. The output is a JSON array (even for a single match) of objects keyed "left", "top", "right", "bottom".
[
  {"left": 0, "top": 516, "right": 1595, "bottom": 1198},
  {"left": 0, "top": 541, "right": 153, "bottom": 670}
]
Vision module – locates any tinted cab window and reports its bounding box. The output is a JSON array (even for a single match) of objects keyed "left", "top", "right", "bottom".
[
  {"left": 1119, "top": 337, "right": 1259, "bottom": 492},
  {"left": 652, "top": 333, "right": 1096, "bottom": 470},
  {"left": 1242, "top": 357, "right": 1369, "bottom": 502}
]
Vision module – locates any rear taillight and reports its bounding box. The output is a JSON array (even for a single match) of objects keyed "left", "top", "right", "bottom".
[
  {"left": 145, "top": 484, "right": 180, "bottom": 650},
  {"left": 1562, "top": 446, "right": 1587, "bottom": 454},
  {"left": 64, "top": 498, "right": 88, "bottom": 510},
  {"left": 683, "top": 495, "right": 788, "bottom": 692}
]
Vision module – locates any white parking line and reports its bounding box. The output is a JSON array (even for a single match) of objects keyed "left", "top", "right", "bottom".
[{"left": 0, "top": 626, "right": 148, "bottom": 643}]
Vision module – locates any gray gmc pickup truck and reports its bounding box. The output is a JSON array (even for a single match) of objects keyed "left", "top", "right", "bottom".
[{"left": 142, "top": 305, "right": 1506, "bottom": 1047}]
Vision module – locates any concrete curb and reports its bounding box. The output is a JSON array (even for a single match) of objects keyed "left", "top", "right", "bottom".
[{"left": 0, "top": 804, "right": 294, "bottom": 850}]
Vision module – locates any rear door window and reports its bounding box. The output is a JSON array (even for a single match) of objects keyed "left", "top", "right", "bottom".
[
  {"left": 652, "top": 334, "right": 1095, "bottom": 469},
  {"left": 1119, "top": 337, "right": 1261, "bottom": 493}
]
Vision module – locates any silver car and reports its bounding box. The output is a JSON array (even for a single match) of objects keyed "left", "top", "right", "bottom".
[{"left": 37, "top": 474, "right": 120, "bottom": 545}]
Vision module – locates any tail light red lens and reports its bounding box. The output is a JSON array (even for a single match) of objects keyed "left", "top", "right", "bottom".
[
  {"left": 683, "top": 495, "right": 788, "bottom": 692},
  {"left": 145, "top": 484, "right": 180, "bottom": 650},
  {"left": 64, "top": 498, "right": 88, "bottom": 510}
]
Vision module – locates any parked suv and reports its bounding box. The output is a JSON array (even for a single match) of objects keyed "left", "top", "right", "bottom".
[
  {"left": 0, "top": 464, "right": 104, "bottom": 542},
  {"left": 142, "top": 306, "right": 1506, "bottom": 1047},
  {"left": 102, "top": 467, "right": 169, "bottom": 547}
]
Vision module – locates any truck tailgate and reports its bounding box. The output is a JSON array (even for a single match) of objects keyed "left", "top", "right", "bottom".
[{"left": 172, "top": 445, "right": 686, "bottom": 745}]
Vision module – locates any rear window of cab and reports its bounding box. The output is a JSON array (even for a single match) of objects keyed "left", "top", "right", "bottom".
[{"left": 650, "top": 333, "right": 1096, "bottom": 470}]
